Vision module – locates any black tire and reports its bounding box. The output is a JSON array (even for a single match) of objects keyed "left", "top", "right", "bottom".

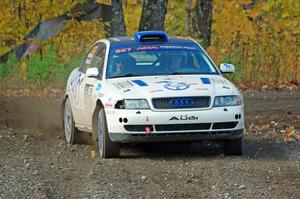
[
  {"left": 97, "top": 108, "right": 120, "bottom": 158},
  {"left": 63, "top": 98, "right": 80, "bottom": 144},
  {"left": 224, "top": 137, "right": 243, "bottom": 155}
]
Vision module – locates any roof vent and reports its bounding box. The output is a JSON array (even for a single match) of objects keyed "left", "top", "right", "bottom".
[{"left": 134, "top": 31, "right": 169, "bottom": 42}]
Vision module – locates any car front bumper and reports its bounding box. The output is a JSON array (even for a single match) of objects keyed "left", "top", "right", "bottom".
[
  {"left": 105, "top": 106, "right": 244, "bottom": 143},
  {"left": 109, "top": 129, "right": 243, "bottom": 143}
]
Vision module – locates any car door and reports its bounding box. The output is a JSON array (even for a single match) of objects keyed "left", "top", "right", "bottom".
[
  {"left": 72, "top": 44, "right": 100, "bottom": 127},
  {"left": 78, "top": 42, "right": 107, "bottom": 128}
]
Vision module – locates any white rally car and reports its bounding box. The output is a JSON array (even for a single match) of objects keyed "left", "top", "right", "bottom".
[{"left": 62, "top": 31, "right": 244, "bottom": 158}]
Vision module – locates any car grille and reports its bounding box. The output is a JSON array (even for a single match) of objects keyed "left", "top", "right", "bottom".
[
  {"left": 155, "top": 123, "right": 211, "bottom": 131},
  {"left": 152, "top": 96, "right": 211, "bottom": 109},
  {"left": 124, "top": 123, "right": 211, "bottom": 132}
]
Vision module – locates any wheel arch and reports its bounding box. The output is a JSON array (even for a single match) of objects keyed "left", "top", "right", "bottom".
[
  {"left": 92, "top": 99, "right": 104, "bottom": 141},
  {"left": 61, "top": 94, "right": 69, "bottom": 129}
]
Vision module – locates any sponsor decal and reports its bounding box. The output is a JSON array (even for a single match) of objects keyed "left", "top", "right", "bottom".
[
  {"left": 156, "top": 80, "right": 196, "bottom": 91},
  {"left": 222, "top": 63, "right": 234, "bottom": 71},
  {"left": 84, "top": 84, "right": 94, "bottom": 96},
  {"left": 84, "top": 84, "right": 94, "bottom": 106},
  {"left": 136, "top": 46, "right": 159, "bottom": 51},
  {"left": 170, "top": 98, "right": 194, "bottom": 108},
  {"left": 211, "top": 78, "right": 229, "bottom": 85},
  {"left": 98, "top": 93, "right": 104, "bottom": 97},
  {"left": 95, "top": 83, "right": 102, "bottom": 91},
  {"left": 160, "top": 45, "right": 197, "bottom": 51},
  {"left": 169, "top": 115, "right": 199, "bottom": 121},
  {"left": 104, "top": 103, "right": 113, "bottom": 108},
  {"left": 114, "top": 81, "right": 134, "bottom": 89},
  {"left": 115, "top": 47, "right": 131, "bottom": 54},
  {"left": 123, "top": 89, "right": 131, "bottom": 92},
  {"left": 132, "top": 80, "right": 148, "bottom": 87},
  {"left": 112, "top": 45, "right": 199, "bottom": 55},
  {"left": 200, "top": 77, "right": 211, "bottom": 84},
  {"left": 223, "top": 85, "right": 230, "bottom": 89}
]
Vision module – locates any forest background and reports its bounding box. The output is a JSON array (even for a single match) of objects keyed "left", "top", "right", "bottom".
[{"left": 0, "top": 0, "right": 299, "bottom": 91}]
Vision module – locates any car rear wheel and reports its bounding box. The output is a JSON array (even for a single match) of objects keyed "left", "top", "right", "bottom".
[
  {"left": 98, "top": 108, "right": 120, "bottom": 158},
  {"left": 64, "top": 98, "right": 80, "bottom": 144},
  {"left": 224, "top": 137, "right": 243, "bottom": 155}
]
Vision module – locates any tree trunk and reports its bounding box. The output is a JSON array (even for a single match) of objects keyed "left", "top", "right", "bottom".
[
  {"left": 186, "top": 0, "right": 192, "bottom": 34},
  {"left": 195, "top": 0, "right": 212, "bottom": 47},
  {"left": 139, "top": 0, "right": 168, "bottom": 31},
  {"left": 110, "top": 0, "right": 126, "bottom": 37}
]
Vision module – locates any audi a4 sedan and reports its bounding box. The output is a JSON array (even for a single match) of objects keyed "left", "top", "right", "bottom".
[{"left": 62, "top": 31, "right": 244, "bottom": 158}]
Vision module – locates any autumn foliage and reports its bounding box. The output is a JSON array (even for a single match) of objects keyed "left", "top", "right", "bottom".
[
  {"left": 0, "top": 0, "right": 299, "bottom": 89},
  {"left": 209, "top": 0, "right": 300, "bottom": 88}
]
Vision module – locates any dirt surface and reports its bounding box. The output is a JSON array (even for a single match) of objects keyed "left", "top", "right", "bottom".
[{"left": 0, "top": 91, "right": 299, "bottom": 198}]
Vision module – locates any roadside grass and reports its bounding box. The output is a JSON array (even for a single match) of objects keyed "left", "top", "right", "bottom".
[
  {"left": 0, "top": 46, "right": 82, "bottom": 91},
  {"left": 0, "top": 53, "right": 17, "bottom": 78}
]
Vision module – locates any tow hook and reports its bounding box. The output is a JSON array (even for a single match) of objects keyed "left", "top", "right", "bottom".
[{"left": 145, "top": 127, "right": 152, "bottom": 135}]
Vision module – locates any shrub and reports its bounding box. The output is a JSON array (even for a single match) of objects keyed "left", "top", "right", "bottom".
[
  {"left": 0, "top": 53, "right": 17, "bottom": 79},
  {"left": 27, "top": 46, "right": 63, "bottom": 88}
]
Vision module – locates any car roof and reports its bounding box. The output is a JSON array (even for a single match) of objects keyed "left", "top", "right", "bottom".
[{"left": 107, "top": 36, "right": 196, "bottom": 47}]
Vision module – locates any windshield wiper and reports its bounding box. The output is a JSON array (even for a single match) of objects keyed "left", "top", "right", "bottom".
[
  {"left": 110, "top": 74, "right": 141, "bottom": 78},
  {"left": 167, "top": 72, "right": 196, "bottom": 75}
]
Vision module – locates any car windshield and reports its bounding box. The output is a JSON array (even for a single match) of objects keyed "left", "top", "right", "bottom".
[{"left": 106, "top": 44, "right": 219, "bottom": 79}]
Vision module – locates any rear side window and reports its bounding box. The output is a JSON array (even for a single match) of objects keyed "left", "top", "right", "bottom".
[
  {"left": 81, "top": 45, "right": 99, "bottom": 73},
  {"left": 90, "top": 44, "right": 106, "bottom": 79},
  {"left": 80, "top": 43, "right": 106, "bottom": 79}
]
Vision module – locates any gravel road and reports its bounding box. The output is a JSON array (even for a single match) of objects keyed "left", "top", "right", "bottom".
[{"left": 0, "top": 90, "right": 299, "bottom": 198}]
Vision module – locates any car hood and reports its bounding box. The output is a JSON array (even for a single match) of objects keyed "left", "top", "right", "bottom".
[{"left": 105, "top": 75, "right": 239, "bottom": 99}]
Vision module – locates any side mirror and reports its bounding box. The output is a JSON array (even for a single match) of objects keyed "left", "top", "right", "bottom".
[
  {"left": 86, "top": 67, "right": 99, "bottom": 77},
  {"left": 220, "top": 63, "right": 235, "bottom": 73}
]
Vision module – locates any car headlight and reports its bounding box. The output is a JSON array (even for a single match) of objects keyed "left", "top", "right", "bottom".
[
  {"left": 116, "top": 99, "right": 150, "bottom": 109},
  {"left": 213, "top": 95, "right": 242, "bottom": 107}
]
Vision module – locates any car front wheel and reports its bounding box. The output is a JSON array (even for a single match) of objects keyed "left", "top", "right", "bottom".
[
  {"left": 97, "top": 108, "right": 120, "bottom": 158},
  {"left": 64, "top": 98, "right": 80, "bottom": 144}
]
